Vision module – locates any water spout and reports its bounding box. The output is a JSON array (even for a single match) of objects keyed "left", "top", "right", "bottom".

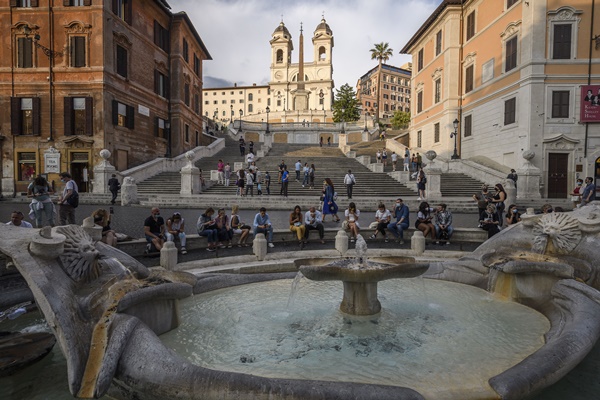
[{"left": 355, "top": 234, "right": 368, "bottom": 268}]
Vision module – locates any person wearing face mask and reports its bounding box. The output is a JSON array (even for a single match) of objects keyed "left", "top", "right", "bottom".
[
  {"left": 304, "top": 206, "right": 325, "bottom": 244},
  {"left": 387, "top": 198, "right": 409, "bottom": 244},
  {"left": 144, "top": 207, "right": 165, "bottom": 253},
  {"left": 58, "top": 172, "right": 79, "bottom": 225},
  {"left": 571, "top": 179, "right": 584, "bottom": 208},
  {"left": 490, "top": 183, "right": 507, "bottom": 227}
]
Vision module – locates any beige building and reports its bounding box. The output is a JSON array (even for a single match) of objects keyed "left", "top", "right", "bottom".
[
  {"left": 401, "top": 0, "right": 600, "bottom": 199},
  {"left": 202, "top": 84, "right": 270, "bottom": 129},
  {"left": 356, "top": 63, "right": 412, "bottom": 121}
]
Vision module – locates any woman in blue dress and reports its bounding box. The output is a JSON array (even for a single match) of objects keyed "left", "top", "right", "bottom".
[{"left": 322, "top": 178, "right": 341, "bottom": 222}]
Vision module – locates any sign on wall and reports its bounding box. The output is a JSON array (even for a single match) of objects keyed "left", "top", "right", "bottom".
[
  {"left": 581, "top": 85, "right": 600, "bottom": 123},
  {"left": 44, "top": 147, "right": 60, "bottom": 174}
]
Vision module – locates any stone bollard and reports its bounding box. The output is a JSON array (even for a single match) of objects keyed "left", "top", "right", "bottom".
[
  {"left": 335, "top": 230, "right": 349, "bottom": 255},
  {"left": 411, "top": 231, "right": 425, "bottom": 255},
  {"left": 160, "top": 241, "right": 178, "bottom": 270},
  {"left": 253, "top": 233, "right": 267, "bottom": 261},
  {"left": 30, "top": 226, "right": 66, "bottom": 259},
  {"left": 82, "top": 216, "right": 102, "bottom": 242}
]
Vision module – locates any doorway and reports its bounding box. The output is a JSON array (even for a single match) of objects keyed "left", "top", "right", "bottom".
[
  {"left": 547, "top": 153, "right": 568, "bottom": 198},
  {"left": 70, "top": 152, "right": 90, "bottom": 193}
]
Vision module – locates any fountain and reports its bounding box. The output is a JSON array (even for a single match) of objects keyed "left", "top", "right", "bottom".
[
  {"left": 2, "top": 205, "right": 600, "bottom": 399},
  {"left": 296, "top": 235, "right": 429, "bottom": 315}
]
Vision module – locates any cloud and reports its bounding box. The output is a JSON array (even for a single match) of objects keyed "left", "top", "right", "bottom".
[{"left": 170, "top": 0, "right": 440, "bottom": 89}]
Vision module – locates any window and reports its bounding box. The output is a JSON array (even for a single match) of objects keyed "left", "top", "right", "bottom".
[
  {"left": 70, "top": 36, "right": 86, "bottom": 67},
  {"left": 552, "top": 24, "right": 572, "bottom": 60},
  {"left": 14, "top": 0, "right": 35, "bottom": 7},
  {"left": 551, "top": 91, "right": 570, "bottom": 118},
  {"left": 194, "top": 93, "right": 199, "bottom": 114},
  {"left": 465, "top": 65, "right": 474, "bottom": 93},
  {"left": 65, "top": 0, "right": 91, "bottom": 5},
  {"left": 184, "top": 83, "right": 190, "bottom": 106},
  {"left": 221, "top": 100, "right": 226, "bottom": 104},
  {"left": 154, "top": 70, "right": 168, "bottom": 97},
  {"left": 276, "top": 49, "right": 283, "bottom": 63},
  {"left": 505, "top": 36, "right": 518, "bottom": 72},
  {"left": 112, "top": 0, "right": 132, "bottom": 24},
  {"left": 213, "top": 100, "right": 217, "bottom": 104},
  {"left": 435, "top": 30, "right": 442, "bottom": 56},
  {"left": 504, "top": 97, "right": 516, "bottom": 125},
  {"left": 417, "top": 130, "right": 422, "bottom": 147},
  {"left": 205, "top": 100, "right": 209, "bottom": 105},
  {"left": 11, "top": 97, "right": 40, "bottom": 135},
  {"left": 248, "top": 104, "right": 253, "bottom": 113},
  {"left": 155, "top": 117, "right": 166, "bottom": 138},
  {"left": 466, "top": 11, "right": 475, "bottom": 40},
  {"left": 194, "top": 54, "right": 200, "bottom": 76},
  {"left": 182, "top": 38, "right": 188, "bottom": 62},
  {"left": 248, "top": 93, "right": 253, "bottom": 101},
  {"left": 185, "top": 124, "right": 189, "bottom": 143},
  {"left": 154, "top": 21, "right": 169, "bottom": 52},
  {"left": 434, "top": 123, "right": 440, "bottom": 143},
  {"left": 18, "top": 152, "right": 37, "bottom": 181},
  {"left": 64, "top": 97, "right": 93, "bottom": 135},
  {"left": 195, "top": 130, "right": 199, "bottom": 146},
  {"left": 277, "top": 100, "right": 281, "bottom": 107},
  {"left": 434, "top": 78, "right": 441, "bottom": 103},
  {"left": 417, "top": 49, "right": 424, "bottom": 71},
  {"left": 17, "top": 37, "right": 33, "bottom": 68},
  {"left": 384, "top": 104, "right": 389, "bottom": 112},
  {"left": 417, "top": 91, "right": 423, "bottom": 113},
  {"left": 507, "top": 0, "right": 518, "bottom": 8},
  {"left": 112, "top": 100, "right": 134, "bottom": 129},
  {"left": 464, "top": 115, "right": 472, "bottom": 137},
  {"left": 116, "top": 45, "right": 128, "bottom": 78}
]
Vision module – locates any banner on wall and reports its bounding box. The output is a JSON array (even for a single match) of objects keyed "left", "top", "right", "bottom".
[{"left": 581, "top": 85, "right": 600, "bottom": 123}]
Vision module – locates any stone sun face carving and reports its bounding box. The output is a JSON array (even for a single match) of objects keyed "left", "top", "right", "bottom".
[
  {"left": 55, "top": 225, "right": 100, "bottom": 283},
  {"left": 532, "top": 213, "right": 581, "bottom": 254}
]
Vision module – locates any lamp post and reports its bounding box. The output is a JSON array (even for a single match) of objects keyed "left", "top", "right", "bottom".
[
  {"left": 165, "top": 121, "right": 171, "bottom": 158},
  {"left": 340, "top": 108, "right": 345, "bottom": 134},
  {"left": 265, "top": 106, "right": 270, "bottom": 135},
  {"left": 364, "top": 111, "right": 369, "bottom": 133},
  {"left": 23, "top": 27, "right": 63, "bottom": 142},
  {"left": 239, "top": 109, "right": 243, "bottom": 125},
  {"left": 450, "top": 118, "right": 460, "bottom": 160},
  {"left": 230, "top": 104, "right": 234, "bottom": 125}
]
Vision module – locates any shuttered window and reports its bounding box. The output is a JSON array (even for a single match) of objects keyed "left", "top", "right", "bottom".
[
  {"left": 505, "top": 36, "right": 518, "bottom": 72},
  {"left": 17, "top": 37, "right": 33, "bottom": 68},
  {"left": 116, "top": 45, "right": 127, "bottom": 78},
  {"left": 464, "top": 115, "right": 472, "bottom": 137},
  {"left": 552, "top": 24, "right": 572, "bottom": 60},
  {"left": 465, "top": 65, "right": 474, "bottom": 93},
  {"left": 504, "top": 98, "right": 516, "bottom": 125},
  {"left": 466, "top": 12, "right": 475, "bottom": 40},
  {"left": 551, "top": 91, "right": 569, "bottom": 118},
  {"left": 11, "top": 97, "right": 40, "bottom": 135},
  {"left": 70, "top": 36, "right": 86, "bottom": 67},
  {"left": 64, "top": 97, "right": 93, "bottom": 135},
  {"left": 434, "top": 123, "right": 440, "bottom": 143}
]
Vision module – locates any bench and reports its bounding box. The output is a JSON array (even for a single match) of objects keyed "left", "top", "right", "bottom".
[{"left": 116, "top": 227, "right": 487, "bottom": 257}]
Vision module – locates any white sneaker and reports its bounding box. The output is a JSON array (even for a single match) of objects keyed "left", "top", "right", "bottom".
[
  {"left": 268, "top": 243, "right": 275, "bottom": 248},
  {"left": 181, "top": 247, "right": 187, "bottom": 255},
  {"left": 417, "top": 197, "right": 422, "bottom": 200}
]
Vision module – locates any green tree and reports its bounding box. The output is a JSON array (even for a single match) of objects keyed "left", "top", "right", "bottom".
[
  {"left": 332, "top": 83, "right": 361, "bottom": 123},
  {"left": 390, "top": 110, "right": 411, "bottom": 129},
  {"left": 370, "top": 42, "right": 394, "bottom": 126}
]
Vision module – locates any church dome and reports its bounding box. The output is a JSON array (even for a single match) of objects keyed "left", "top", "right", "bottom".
[
  {"left": 273, "top": 21, "right": 292, "bottom": 40},
  {"left": 314, "top": 18, "right": 332, "bottom": 35}
]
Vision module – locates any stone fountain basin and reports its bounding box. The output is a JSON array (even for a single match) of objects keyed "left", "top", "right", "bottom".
[{"left": 294, "top": 257, "right": 430, "bottom": 283}]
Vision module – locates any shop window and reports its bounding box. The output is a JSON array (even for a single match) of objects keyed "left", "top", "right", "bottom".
[{"left": 18, "top": 152, "right": 37, "bottom": 181}]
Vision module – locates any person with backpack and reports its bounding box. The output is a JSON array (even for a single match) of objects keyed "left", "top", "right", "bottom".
[
  {"left": 343, "top": 169, "right": 356, "bottom": 199},
  {"left": 58, "top": 172, "right": 79, "bottom": 225}
]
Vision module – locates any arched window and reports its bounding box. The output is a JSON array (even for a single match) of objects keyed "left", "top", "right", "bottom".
[
  {"left": 319, "top": 46, "right": 326, "bottom": 60},
  {"left": 276, "top": 49, "right": 283, "bottom": 63},
  {"left": 248, "top": 93, "right": 253, "bottom": 101},
  {"left": 248, "top": 104, "right": 253, "bottom": 113}
]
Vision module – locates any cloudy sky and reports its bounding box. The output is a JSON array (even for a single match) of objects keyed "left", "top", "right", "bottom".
[{"left": 169, "top": 0, "right": 440, "bottom": 89}]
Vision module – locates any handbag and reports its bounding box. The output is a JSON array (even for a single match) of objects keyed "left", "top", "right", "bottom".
[{"left": 66, "top": 191, "right": 79, "bottom": 208}]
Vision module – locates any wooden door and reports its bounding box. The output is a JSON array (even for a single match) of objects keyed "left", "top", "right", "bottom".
[{"left": 547, "top": 153, "right": 568, "bottom": 198}]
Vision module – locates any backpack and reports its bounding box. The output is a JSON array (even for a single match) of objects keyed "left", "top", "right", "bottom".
[
  {"left": 422, "top": 177, "right": 427, "bottom": 184},
  {"left": 66, "top": 190, "right": 79, "bottom": 208}
]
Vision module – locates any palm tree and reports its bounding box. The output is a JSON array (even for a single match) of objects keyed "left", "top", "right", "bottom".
[{"left": 370, "top": 42, "right": 394, "bottom": 126}]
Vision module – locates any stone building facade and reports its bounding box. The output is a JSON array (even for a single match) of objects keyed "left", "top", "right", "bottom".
[
  {"left": 356, "top": 63, "right": 412, "bottom": 121},
  {"left": 401, "top": 0, "right": 600, "bottom": 199},
  {"left": 0, "top": 0, "right": 210, "bottom": 195}
]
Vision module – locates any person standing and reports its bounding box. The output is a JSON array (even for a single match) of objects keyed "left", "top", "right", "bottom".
[
  {"left": 319, "top": 137, "right": 323, "bottom": 147},
  {"left": 434, "top": 203, "right": 453, "bottom": 245},
  {"left": 248, "top": 140, "right": 254, "bottom": 154},
  {"left": 570, "top": 178, "right": 584, "bottom": 208},
  {"left": 6, "top": 211, "right": 33, "bottom": 228},
  {"left": 239, "top": 136, "right": 246, "bottom": 156},
  {"left": 581, "top": 177, "right": 597, "bottom": 206},
  {"left": 27, "top": 175, "right": 55, "bottom": 227},
  {"left": 295, "top": 160, "right": 302, "bottom": 181},
  {"left": 58, "top": 172, "right": 78, "bottom": 225},
  {"left": 322, "top": 178, "right": 340, "bottom": 222},
  {"left": 491, "top": 184, "right": 507, "bottom": 227},
  {"left": 376, "top": 149, "right": 382, "bottom": 164},
  {"left": 382, "top": 149, "right": 388, "bottom": 167},
  {"left": 302, "top": 163, "right": 309, "bottom": 187},
  {"left": 280, "top": 166, "right": 289, "bottom": 198},
  {"left": 144, "top": 207, "right": 165, "bottom": 253},
  {"left": 327, "top": 137, "right": 331, "bottom": 147},
  {"left": 403, "top": 152, "right": 410, "bottom": 172},
  {"left": 245, "top": 169, "right": 254, "bottom": 197},
  {"left": 304, "top": 206, "right": 326, "bottom": 244},
  {"left": 411, "top": 154, "right": 418, "bottom": 172},
  {"left": 387, "top": 198, "right": 409, "bottom": 244},
  {"left": 278, "top": 159, "right": 286, "bottom": 183},
  {"left": 309, "top": 164, "right": 316, "bottom": 189},
  {"left": 506, "top": 169, "right": 518, "bottom": 189},
  {"left": 264, "top": 171, "right": 271, "bottom": 195},
  {"left": 416, "top": 153, "right": 423, "bottom": 170},
  {"left": 217, "top": 160, "right": 225, "bottom": 185},
  {"left": 253, "top": 207, "right": 274, "bottom": 247},
  {"left": 473, "top": 185, "right": 492, "bottom": 227},
  {"left": 224, "top": 163, "right": 231, "bottom": 187},
  {"left": 246, "top": 152, "right": 255, "bottom": 167},
  {"left": 165, "top": 212, "right": 187, "bottom": 254},
  {"left": 417, "top": 168, "right": 427, "bottom": 200},
  {"left": 344, "top": 169, "right": 356, "bottom": 199},
  {"left": 391, "top": 151, "right": 398, "bottom": 171},
  {"left": 108, "top": 174, "right": 120, "bottom": 205}
]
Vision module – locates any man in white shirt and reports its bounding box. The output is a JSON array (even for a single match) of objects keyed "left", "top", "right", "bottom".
[
  {"left": 391, "top": 152, "right": 398, "bottom": 171},
  {"left": 6, "top": 211, "right": 33, "bottom": 228},
  {"left": 295, "top": 160, "right": 302, "bottom": 181},
  {"left": 246, "top": 152, "right": 255, "bottom": 167},
  {"left": 58, "top": 172, "right": 79, "bottom": 225},
  {"left": 343, "top": 169, "right": 356, "bottom": 199},
  {"left": 304, "top": 206, "right": 325, "bottom": 244}
]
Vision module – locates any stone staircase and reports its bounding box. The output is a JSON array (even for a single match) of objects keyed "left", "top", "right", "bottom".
[
  {"left": 202, "top": 142, "right": 417, "bottom": 198},
  {"left": 440, "top": 173, "right": 490, "bottom": 197}
]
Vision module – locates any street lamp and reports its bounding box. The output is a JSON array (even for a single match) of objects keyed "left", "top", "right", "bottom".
[
  {"left": 451, "top": 118, "right": 460, "bottom": 160},
  {"left": 230, "top": 104, "right": 234, "bottom": 124},
  {"left": 364, "top": 111, "right": 369, "bottom": 133},
  {"left": 265, "top": 106, "right": 270, "bottom": 135},
  {"left": 340, "top": 108, "right": 345, "bottom": 134}
]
